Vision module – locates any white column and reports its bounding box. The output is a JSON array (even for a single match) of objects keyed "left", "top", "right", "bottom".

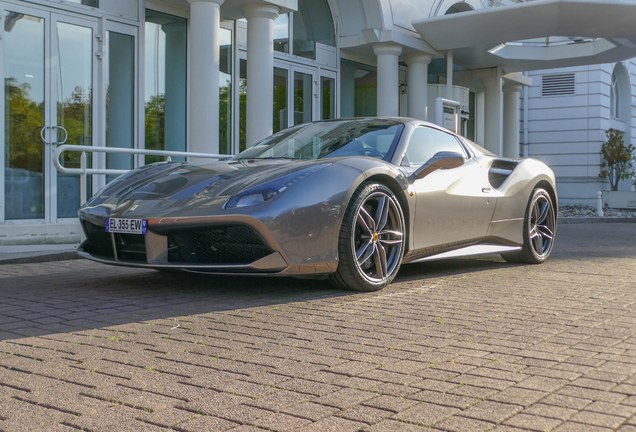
[
  {"left": 481, "top": 76, "right": 502, "bottom": 155},
  {"left": 475, "top": 86, "right": 485, "bottom": 146},
  {"left": 446, "top": 50, "right": 453, "bottom": 100},
  {"left": 503, "top": 82, "right": 523, "bottom": 159},
  {"left": 406, "top": 53, "right": 432, "bottom": 121},
  {"left": 243, "top": 3, "right": 280, "bottom": 147},
  {"left": 373, "top": 43, "right": 402, "bottom": 117},
  {"left": 187, "top": 0, "right": 224, "bottom": 155}
]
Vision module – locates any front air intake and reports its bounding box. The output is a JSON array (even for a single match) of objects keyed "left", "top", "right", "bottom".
[{"left": 167, "top": 226, "right": 272, "bottom": 265}]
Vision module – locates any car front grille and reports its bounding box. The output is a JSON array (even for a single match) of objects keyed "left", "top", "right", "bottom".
[
  {"left": 114, "top": 233, "right": 147, "bottom": 262},
  {"left": 167, "top": 226, "right": 271, "bottom": 265},
  {"left": 82, "top": 221, "right": 115, "bottom": 259},
  {"left": 82, "top": 221, "right": 147, "bottom": 262}
]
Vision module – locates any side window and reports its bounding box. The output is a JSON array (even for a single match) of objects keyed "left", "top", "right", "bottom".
[{"left": 402, "top": 127, "right": 466, "bottom": 167}]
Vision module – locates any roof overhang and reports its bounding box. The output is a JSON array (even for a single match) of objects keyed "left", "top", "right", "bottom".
[{"left": 412, "top": 0, "right": 636, "bottom": 73}]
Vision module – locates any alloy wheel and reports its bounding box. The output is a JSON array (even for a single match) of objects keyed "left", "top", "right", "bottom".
[
  {"left": 529, "top": 193, "right": 555, "bottom": 258},
  {"left": 352, "top": 191, "right": 404, "bottom": 282}
]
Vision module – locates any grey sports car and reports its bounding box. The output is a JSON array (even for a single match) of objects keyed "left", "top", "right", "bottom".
[{"left": 78, "top": 118, "right": 557, "bottom": 291}]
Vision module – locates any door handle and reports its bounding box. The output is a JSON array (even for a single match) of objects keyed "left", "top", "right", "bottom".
[
  {"left": 482, "top": 187, "right": 492, "bottom": 193},
  {"left": 51, "top": 126, "right": 68, "bottom": 144},
  {"left": 39, "top": 125, "right": 48, "bottom": 144}
]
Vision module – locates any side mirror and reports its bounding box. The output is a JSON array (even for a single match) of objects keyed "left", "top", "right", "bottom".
[{"left": 411, "top": 151, "right": 465, "bottom": 180}]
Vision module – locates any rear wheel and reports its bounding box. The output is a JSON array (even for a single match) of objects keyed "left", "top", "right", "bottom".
[
  {"left": 502, "top": 187, "right": 556, "bottom": 264},
  {"left": 329, "top": 183, "right": 405, "bottom": 291}
]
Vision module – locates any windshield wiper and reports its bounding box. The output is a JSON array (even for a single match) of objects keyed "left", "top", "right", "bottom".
[{"left": 255, "top": 156, "right": 302, "bottom": 160}]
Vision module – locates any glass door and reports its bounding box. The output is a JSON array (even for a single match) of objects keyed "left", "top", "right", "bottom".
[
  {"left": 290, "top": 65, "right": 316, "bottom": 127},
  {"left": 2, "top": 6, "right": 48, "bottom": 221},
  {"left": 52, "top": 14, "right": 98, "bottom": 220},
  {"left": 1, "top": 2, "right": 99, "bottom": 223},
  {"left": 319, "top": 70, "right": 336, "bottom": 120}
]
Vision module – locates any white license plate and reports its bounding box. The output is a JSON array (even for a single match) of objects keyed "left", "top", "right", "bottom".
[{"left": 105, "top": 218, "right": 147, "bottom": 234}]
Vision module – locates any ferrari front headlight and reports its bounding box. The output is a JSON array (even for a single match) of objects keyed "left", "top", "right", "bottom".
[{"left": 225, "top": 163, "right": 330, "bottom": 209}]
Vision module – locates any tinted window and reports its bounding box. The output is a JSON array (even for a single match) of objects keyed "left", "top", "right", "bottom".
[{"left": 402, "top": 127, "right": 466, "bottom": 167}]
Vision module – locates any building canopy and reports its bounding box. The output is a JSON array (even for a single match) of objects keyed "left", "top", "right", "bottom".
[{"left": 412, "top": 0, "right": 636, "bottom": 73}]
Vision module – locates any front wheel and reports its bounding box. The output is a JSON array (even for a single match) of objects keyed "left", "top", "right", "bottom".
[
  {"left": 502, "top": 187, "right": 556, "bottom": 264},
  {"left": 329, "top": 183, "right": 405, "bottom": 291}
]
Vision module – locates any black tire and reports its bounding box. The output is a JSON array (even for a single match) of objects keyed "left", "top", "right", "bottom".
[
  {"left": 502, "top": 187, "right": 556, "bottom": 264},
  {"left": 329, "top": 182, "right": 405, "bottom": 291}
]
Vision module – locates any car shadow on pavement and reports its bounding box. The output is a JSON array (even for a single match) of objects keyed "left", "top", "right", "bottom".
[
  {"left": 0, "top": 254, "right": 518, "bottom": 342},
  {"left": 1, "top": 223, "right": 633, "bottom": 342}
]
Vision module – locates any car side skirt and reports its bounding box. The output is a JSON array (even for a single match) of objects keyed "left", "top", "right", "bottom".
[{"left": 405, "top": 244, "right": 522, "bottom": 264}]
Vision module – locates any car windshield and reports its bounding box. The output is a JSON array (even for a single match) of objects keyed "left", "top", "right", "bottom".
[{"left": 231, "top": 119, "right": 404, "bottom": 162}]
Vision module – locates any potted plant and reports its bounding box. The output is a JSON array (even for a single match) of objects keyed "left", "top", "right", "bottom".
[{"left": 599, "top": 128, "right": 636, "bottom": 208}]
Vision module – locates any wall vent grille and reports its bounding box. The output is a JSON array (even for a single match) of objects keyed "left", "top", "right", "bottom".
[{"left": 542, "top": 73, "right": 575, "bottom": 96}]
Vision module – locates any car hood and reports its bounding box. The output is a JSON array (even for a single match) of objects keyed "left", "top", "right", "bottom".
[{"left": 85, "top": 159, "right": 331, "bottom": 206}]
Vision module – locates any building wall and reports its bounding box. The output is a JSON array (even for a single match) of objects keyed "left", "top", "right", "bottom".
[{"left": 525, "top": 62, "right": 636, "bottom": 206}]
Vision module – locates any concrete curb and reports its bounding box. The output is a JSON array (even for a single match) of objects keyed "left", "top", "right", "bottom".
[
  {"left": 0, "top": 250, "right": 81, "bottom": 265},
  {"left": 560, "top": 217, "right": 636, "bottom": 224}
]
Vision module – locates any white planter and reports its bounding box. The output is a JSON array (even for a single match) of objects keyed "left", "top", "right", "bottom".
[{"left": 605, "top": 191, "right": 636, "bottom": 209}]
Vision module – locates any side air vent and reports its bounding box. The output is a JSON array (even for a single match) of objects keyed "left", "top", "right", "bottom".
[
  {"left": 542, "top": 73, "right": 575, "bottom": 96},
  {"left": 489, "top": 160, "right": 518, "bottom": 189}
]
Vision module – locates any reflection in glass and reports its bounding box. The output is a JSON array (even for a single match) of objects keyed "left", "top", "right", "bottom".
[
  {"left": 145, "top": 11, "right": 187, "bottom": 163},
  {"left": 321, "top": 77, "right": 335, "bottom": 120},
  {"left": 293, "top": 0, "right": 335, "bottom": 59},
  {"left": 294, "top": 71, "right": 312, "bottom": 125},
  {"left": 340, "top": 59, "right": 377, "bottom": 117},
  {"left": 56, "top": 22, "right": 93, "bottom": 219},
  {"left": 219, "top": 28, "right": 232, "bottom": 154},
  {"left": 273, "top": 68, "right": 288, "bottom": 133},
  {"left": 273, "top": 14, "right": 289, "bottom": 53},
  {"left": 239, "top": 59, "right": 247, "bottom": 152},
  {"left": 106, "top": 32, "right": 134, "bottom": 183},
  {"left": 4, "top": 12, "right": 45, "bottom": 220},
  {"left": 66, "top": 0, "right": 99, "bottom": 6}
]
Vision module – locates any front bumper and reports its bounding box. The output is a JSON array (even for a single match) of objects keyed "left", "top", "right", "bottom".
[{"left": 79, "top": 216, "right": 289, "bottom": 274}]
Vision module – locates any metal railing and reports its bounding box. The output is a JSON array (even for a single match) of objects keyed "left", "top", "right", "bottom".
[{"left": 53, "top": 144, "right": 222, "bottom": 206}]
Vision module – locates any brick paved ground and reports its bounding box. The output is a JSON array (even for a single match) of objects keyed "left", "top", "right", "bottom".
[{"left": 0, "top": 223, "right": 635, "bottom": 431}]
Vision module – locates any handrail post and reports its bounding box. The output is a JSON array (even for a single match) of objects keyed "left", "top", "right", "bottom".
[
  {"left": 80, "top": 151, "right": 87, "bottom": 242},
  {"left": 80, "top": 151, "right": 87, "bottom": 207}
]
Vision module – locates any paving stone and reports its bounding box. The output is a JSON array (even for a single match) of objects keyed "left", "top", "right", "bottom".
[
  {"left": 435, "top": 415, "right": 495, "bottom": 432},
  {"left": 280, "top": 402, "right": 340, "bottom": 421},
  {"left": 313, "top": 388, "right": 377, "bottom": 409},
  {"left": 294, "top": 416, "right": 366, "bottom": 432},
  {"left": 62, "top": 405, "right": 142, "bottom": 430},
  {"left": 246, "top": 390, "right": 309, "bottom": 411},
  {"left": 503, "top": 413, "right": 563, "bottom": 431},
  {"left": 0, "top": 408, "right": 70, "bottom": 432},
  {"left": 215, "top": 404, "right": 273, "bottom": 425},
  {"left": 173, "top": 414, "right": 238, "bottom": 431},
  {"left": 394, "top": 402, "right": 460, "bottom": 427},
  {"left": 518, "top": 375, "right": 569, "bottom": 392},
  {"left": 411, "top": 390, "right": 477, "bottom": 409},
  {"left": 489, "top": 387, "right": 549, "bottom": 405},
  {"left": 252, "top": 412, "right": 312, "bottom": 431},
  {"left": 365, "top": 419, "right": 433, "bottom": 431},
  {"left": 552, "top": 422, "right": 615, "bottom": 432},
  {"left": 460, "top": 400, "right": 522, "bottom": 423},
  {"left": 567, "top": 410, "right": 626, "bottom": 429},
  {"left": 135, "top": 407, "right": 200, "bottom": 428},
  {"left": 179, "top": 392, "right": 252, "bottom": 415},
  {"left": 362, "top": 394, "right": 418, "bottom": 413},
  {"left": 338, "top": 405, "right": 394, "bottom": 424},
  {"left": 522, "top": 403, "right": 578, "bottom": 421}
]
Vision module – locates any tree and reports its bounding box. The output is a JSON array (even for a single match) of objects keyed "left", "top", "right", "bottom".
[
  {"left": 599, "top": 128, "right": 635, "bottom": 191},
  {"left": 144, "top": 93, "right": 165, "bottom": 164}
]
